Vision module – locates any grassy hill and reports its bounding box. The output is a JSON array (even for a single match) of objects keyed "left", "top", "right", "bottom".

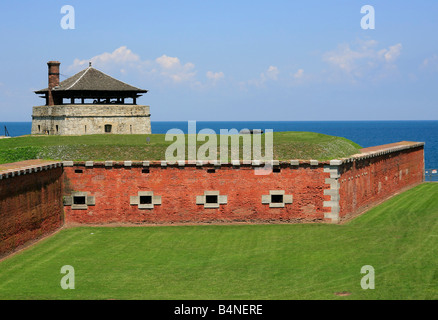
[
  {"left": 0, "top": 183, "right": 436, "bottom": 300},
  {"left": 0, "top": 132, "right": 361, "bottom": 164}
]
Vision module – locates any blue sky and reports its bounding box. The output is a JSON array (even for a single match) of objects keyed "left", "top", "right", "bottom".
[{"left": 0, "top": 0, "right": 437, "bottom": 121}]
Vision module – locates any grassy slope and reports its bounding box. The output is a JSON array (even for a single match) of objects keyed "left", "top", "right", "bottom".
[
  {"left": 0, "top": 183, "right": 436, "bottom": 300},
  {"left": 0, "top": 132, "right": 361, "bottom": 164}
]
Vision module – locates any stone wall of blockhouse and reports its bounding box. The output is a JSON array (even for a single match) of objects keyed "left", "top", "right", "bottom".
[{"left": 31, "top": 104, "right": 151, "bottom": 135}]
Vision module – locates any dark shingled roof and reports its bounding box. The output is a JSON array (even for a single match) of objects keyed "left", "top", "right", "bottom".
[{"left": 35, "top": 67, "right": 147, "bottom": 93}]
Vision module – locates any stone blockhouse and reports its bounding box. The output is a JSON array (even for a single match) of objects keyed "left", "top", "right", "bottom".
[{"left": 32, "top": 61, "right": 151, "bottom": 135}]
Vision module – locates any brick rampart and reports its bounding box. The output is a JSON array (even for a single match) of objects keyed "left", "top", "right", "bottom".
[
  {"left": 62, "top": 160, "right": 332, "bottom": 225},
  {"left": 0, "top": 161, "right": 64, "bottom": 258},
  {"left": 337, "top": 143, "right": 424, "bottom": 221},
  {"left": 62, "top": 141, "right": 424, "bottom": 226},
  {"left": 0, "top": 141, "right": 425, "bottom": 258}
]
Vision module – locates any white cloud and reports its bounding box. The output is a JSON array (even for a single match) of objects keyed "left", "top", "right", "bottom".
[
  {"left": 206, "top": 71, "right": 225, "bottom": 81},
  {"left": 67, "top": 47, "right": 204, "bottom": 85},
  {"left": 323, "top": 40, "right": 402, "bottom": 81},
  {"left": 378, "top": 43, "right": 402, "bottom": 63},
  {"left": 156, "top": 55, "right": 181, "bottom": 69},
  {"left": 421, "top": 54, "right": 438, "bottom": 71},
  {"left": 69, "top": 46, "right": 141, "bottom": 71},
  {"left": 293, "top": 69, "right": 304, "bottom": 79},
  {"left": 265, "top": 66, "right": 279, "bottom": 80},
  {"left": 245, "top": 65, "right": 280, "bottom": 88},
  {"left": 155, "top": 54, "right": 197, "bottom": 84}
]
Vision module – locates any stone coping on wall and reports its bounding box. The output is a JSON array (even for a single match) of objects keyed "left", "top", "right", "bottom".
[
  {"left": 339, "top": 141, "right": 425, "bottom": 164},
  {"left": 62, "top": 159, "right": 325, "bottom": 167},
  {"left": 0, "top": 160, "right": 62, "bottom": 179}
]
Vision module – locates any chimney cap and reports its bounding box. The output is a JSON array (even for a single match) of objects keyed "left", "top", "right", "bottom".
[{"left": 47, "top": 61, "right": 61, "bottom": 65}]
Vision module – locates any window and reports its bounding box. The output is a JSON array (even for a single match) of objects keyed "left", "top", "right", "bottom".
[
  {"left": 196, "top": 191, "right": 227, "bottom": 208},
  {"left": 271, "top": 195, "right": 284, "bottom": 203},
  {"left": 75, "top": 169, "right": 83, "bottom": 174},
  {"left": 139, "top": 195, "right": 152, "bottom": 205},
  {"left": 273, "top": 167, "right": 281, "bottom": 173},
  {"left": 64, "top": 192, "right": 95, "bottom": 210},
  {"left": 38, "top": 125, "right": 41, "bottom": 132},
  {"left": 262, "top": 190, "right": 293, "bottom": 208},
  {"left": 73, "top": 195, "right": 86, "bottom": 205},
  {"left": 56, "top": 125, "right": 59, "bottom": 133},
  {"left": 207, "top": 169, "right": 216, "bottom": 173},
  {"left": 105, "top": 124, "right": 112, "bottom": 133},
  {"left": 205, "top": 195, "right": 218, "bottom": 204},
  {"left": 142, "top": 168, "right": 150, "bottom": 174},
  {"left": 130, "top": 191, "right": 162, "bottom": 209}
]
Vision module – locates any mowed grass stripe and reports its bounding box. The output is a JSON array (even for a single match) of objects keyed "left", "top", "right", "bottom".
[
  {"left": 345, "top": 183, "right": 438, "bottom": 299},
  {"left": 0, "top": 229, "right": 99, "bottom": 299},
  {"left": 0, "top": 230, "right": 82, "bottom": 286},
  {"left": 0, "top": 183, "right": 437, "bottom": 299}
]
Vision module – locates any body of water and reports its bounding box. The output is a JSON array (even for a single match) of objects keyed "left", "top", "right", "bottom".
[{"left": 1, "top": 120, "right": 437, "bottom": 170}]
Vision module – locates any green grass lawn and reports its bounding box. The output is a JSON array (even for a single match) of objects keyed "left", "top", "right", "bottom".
[
  {"left": 0, "top": 183, "right": 436, "bottom": 300},
  {"left": 0, "top": 132, "right": 361, "bottom": 164}
]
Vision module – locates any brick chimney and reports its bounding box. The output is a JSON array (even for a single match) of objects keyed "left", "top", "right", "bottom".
[{"left": 47, "top": 61, "right": 61, "bottom": 106}]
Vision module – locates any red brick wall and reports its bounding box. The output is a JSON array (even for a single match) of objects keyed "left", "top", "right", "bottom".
[
  {"left": 0, "top": 143, "right": 424, "bottom": 259},
  {"left": 63, "top": 163, "right": 331, "bottom": 225},
  {"left": 338, "top": 146, "right": 424, "bottom": 220},
  {"left": 63, "top": 144, "right": 425, "bottom": 226},
  {"left": 0, "top": 168, "right": 64, "bottom": 258}
]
